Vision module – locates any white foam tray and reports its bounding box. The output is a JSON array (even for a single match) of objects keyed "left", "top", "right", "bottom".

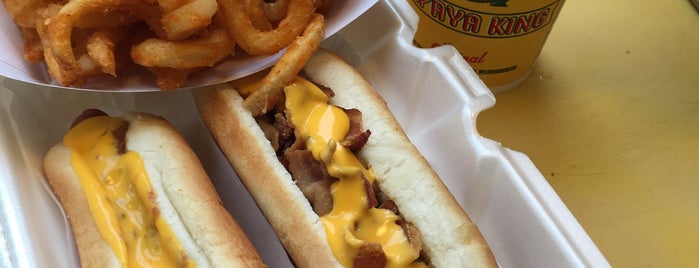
[{"left": 0, "top": 0, "right": 610, "bottom": 267}]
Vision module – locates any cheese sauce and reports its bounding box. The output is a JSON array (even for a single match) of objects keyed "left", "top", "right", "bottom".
[
  {"left": 64, "top": 116, "right": 194, "bottom": 268},
  {"left": 284, "top": 77, "right": 426, "bottom": 268}
]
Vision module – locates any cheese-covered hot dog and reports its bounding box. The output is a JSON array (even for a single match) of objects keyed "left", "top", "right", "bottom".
[
  {"left": 43, "top": 109, "right": 266, "bottom": 268},
  {"left": 194, "top": 49, "right": 497, "bottom": 267}
]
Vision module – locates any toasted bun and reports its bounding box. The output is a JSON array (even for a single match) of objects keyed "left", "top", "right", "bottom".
[
  {"left": 43, "top": 111, "right": 265, "bottom": 268},
  {"left": 195, "top": 82, "right": 342, "bottom": 267},
  {"left": 195, "top": 49, "right": 497, "bottom": 267}
]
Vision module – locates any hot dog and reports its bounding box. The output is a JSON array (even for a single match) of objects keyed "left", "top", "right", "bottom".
[
  {"left": 194, "top": 49, "right": 498, "bottom": 267},
  {"left": 42, "top": 109, "right": 266, "bottom": 268}
]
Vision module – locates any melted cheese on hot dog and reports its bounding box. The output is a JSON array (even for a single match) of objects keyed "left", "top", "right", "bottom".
[
  {"left": 64, "top": 116, "right": 194, "bottom": 268},
  {"left": 283, "top": 77, "right": 426, "bottom": 268}
]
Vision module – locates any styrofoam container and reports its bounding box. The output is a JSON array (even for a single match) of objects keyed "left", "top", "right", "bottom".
[{"left": 0, "top": 0, "right": 610, "bottom": 267}]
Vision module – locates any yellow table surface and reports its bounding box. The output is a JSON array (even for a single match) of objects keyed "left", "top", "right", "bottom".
[{"left": 475, "top": 0, "right": 699, "bottom": 267}]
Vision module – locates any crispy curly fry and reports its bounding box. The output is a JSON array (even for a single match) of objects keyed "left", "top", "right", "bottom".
[
  {"left": 243, "top": 13, "right": 325, "bottom": 116},
  {"left": 161, "top": 0, "right": 218, "bottom": 40},
  {"left": 46, "top": 0, "right": 163, "bottom": 86},
  {"left": 86, "top": 28, "right": 123, "bottom": 76},
  {"left": 157, "top": 0, "right": 188, "bottom": 12},
  {"left": 35, "top": 9, "right": 84, "bottom": 86},
  {"left": 74, "top": 10, "right": 141, "bottom": 29},
  {"left": 2, "top": 0, "right": 58, "bottom": 27},
  {"left": 218, "top": 0, "right": 316, "bottom": 55},
  {"left": 19, "top": 27, "right": 44, "bottom": 63},
  {"left": 244, "top": 0, "right": 273, "bottom": 31},
  {"left": 131, "top": 28, "right": 234, "bottom": 69},
  {"left": 47, "top": 1, "right": 160, "bottom": 65},
  {"left": 76, "top": 53, "right": 104, "bottom": 78}
]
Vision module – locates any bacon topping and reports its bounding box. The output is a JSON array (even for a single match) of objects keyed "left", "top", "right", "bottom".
[
  {"left": 256, "top": 118, "right": 280, "bottom": 152},
  {"left": 400, "top": 220, "right": 424, "bottom": 257},
  {"left": 364, "top": 178, "right": 379, "bottom": 209},
  {"left": 342, "top": 108, "right": 371, "bottom": 152},
  {"left": 353, "top": 242, "right": 387, "bottom": 268},
  {"left": 285, "top": 149, "right": 336, "bottom": 216}
]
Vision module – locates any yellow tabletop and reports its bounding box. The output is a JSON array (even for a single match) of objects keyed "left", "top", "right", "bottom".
[{"left": 476, "top": 0, "right": 699, "bottom": 267}]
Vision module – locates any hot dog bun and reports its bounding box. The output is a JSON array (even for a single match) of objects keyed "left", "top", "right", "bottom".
[
  {"left": 195, "top": 49, "right": 497, "bottom": 267},
  {"left": 43, "top": 111, "right": 266, "bottom": 268},
  {"left": 195, "top": 79, "right": 341, "bottom": 267}
]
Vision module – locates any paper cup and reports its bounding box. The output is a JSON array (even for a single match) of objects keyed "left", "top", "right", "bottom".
[{"left": 409, "top": 0, "right": 565, "bottom": 93}]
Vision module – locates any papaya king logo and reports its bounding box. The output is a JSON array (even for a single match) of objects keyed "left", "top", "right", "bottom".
[
  {"left": 412, "top": 0, "right": 560, "bottom": 38},
  {"left": 468, "top": 0, "right": 509, "bottom": 7}
]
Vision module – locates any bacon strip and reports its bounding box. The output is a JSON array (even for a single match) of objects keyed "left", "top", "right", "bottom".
[
  {"left": 342, "top": 108, "right": 371, "bottom": 152},
  {"left": 285, "top": 149, "right": 336, "bottom": 216}
]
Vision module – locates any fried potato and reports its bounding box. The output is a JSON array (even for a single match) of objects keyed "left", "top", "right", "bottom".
[
  {"left": 86, "top": 28, "right": 123, "bottom": 76},
  {"left": 161, "top": 0, "right": 218, "bottom": 40},
  {"left": 243, "top": 13, "right": 325, "bottom": 116},
  {"left": 131, "top": 28, "right": 234, "bottom": 69},
  {"left": 217, "top": 0, "right": 316, "bottom": 55},
  {"left": 3, "top": 0, "right": 332, "bottom": 90}
]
